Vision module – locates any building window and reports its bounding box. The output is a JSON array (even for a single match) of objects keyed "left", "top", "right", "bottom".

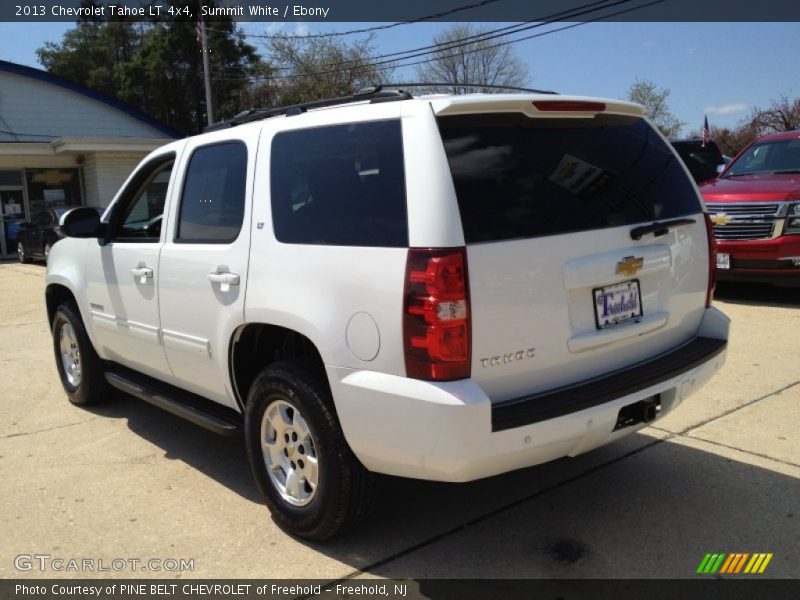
[
  {"left": 0, "top": 171, "right": 23, "bottom": 187},
  {"left": 25, "top": 168, "right": 83, "bottom": 218}
]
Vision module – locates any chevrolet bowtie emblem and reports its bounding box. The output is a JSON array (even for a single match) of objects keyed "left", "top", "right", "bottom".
[
  {"left": 710, "top": 213, "right": 732, "bottom": 226},
  {"left": 616, "top": 256, "right": 644, "bottom": 277}
]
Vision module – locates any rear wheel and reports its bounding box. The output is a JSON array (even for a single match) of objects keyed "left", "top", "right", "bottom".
[
  {"left": 244, "top": 360, "right": 372, "bottom": 540},
  {"left": 52, "top": 302, "right": 108, "bottom": 405}
]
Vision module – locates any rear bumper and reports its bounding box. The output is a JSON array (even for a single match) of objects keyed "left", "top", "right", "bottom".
[
  {"left": 328, "top": 307, "right": 730, "bottom": 482},
  {"left": 717, "top": 236, "right": 800, "bottom": 285}
]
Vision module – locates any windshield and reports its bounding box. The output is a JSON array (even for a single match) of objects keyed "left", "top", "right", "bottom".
[{"left": 724, "top": 137, "right": 800, "bottom": 177}]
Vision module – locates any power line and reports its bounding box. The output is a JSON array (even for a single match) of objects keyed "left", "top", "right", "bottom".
[
  {"left": 216, "top": 0, "right": 624, "bottom": 77},
  {"left": 0, "top": 128, "right": 55, "bottom": 139},
  {"left": 222, "top": 0, "right": 615, "bottom": 74},
  {"left": 206, "top": 0, "right": 504, "bottom": 40},
  {"left": 220, "top": 0, "right": 659, "bottom": 83},
  {"left": 391, "top": 0, "right": 667, "bottom": 75},
  {"left": 353, "top": 0, "right": 636, "bottom": 70}
]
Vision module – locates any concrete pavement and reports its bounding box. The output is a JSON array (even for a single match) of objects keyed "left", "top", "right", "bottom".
[{"left": 1, "top": 262, "right": 798, "bottom": 579}]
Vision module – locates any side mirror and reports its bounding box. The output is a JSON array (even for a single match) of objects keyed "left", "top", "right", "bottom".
[
  {"left": 716, "top": 164, "right": 726, "bottom": 175},
  {"left": 59, "top": 207, "right": 102, "bottom": 238}
]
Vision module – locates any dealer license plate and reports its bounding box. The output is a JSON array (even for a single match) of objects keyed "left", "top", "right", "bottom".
[
  {"left": 593, "top": 279, "right": 643, "bottom": 330},
  {"left": 716, "top": 252, "right": 730, "bottom": 270}
]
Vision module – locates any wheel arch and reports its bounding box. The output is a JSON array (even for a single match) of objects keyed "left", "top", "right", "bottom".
[
  {"left": 229, "top": 323, "right": 328, "bottom": 409},
  {"left": 45, "top": 283, "right": 78, "bottom": 331}
]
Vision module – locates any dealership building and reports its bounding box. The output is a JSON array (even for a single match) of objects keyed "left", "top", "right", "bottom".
[{"left": 0, "top": 60, "right": 179, "bottom": 257}]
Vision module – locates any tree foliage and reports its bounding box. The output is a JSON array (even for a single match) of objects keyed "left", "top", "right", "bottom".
[
  {"left": 627, "top": 78, "right": 685, "bottom": 138},
  {"left": 414, "top": 24, "right": 529, "bottom": 94},
  {"left": 689, "top": 95, "right": 799, "bottom": 157},
  {"left": 244, "top": 34, "right": 390, "bottom": 108},
  {"left": 37, "top": 21, "right": 143, "bottom": 97},
  {"left": 746, "top": 94, "right": 800, "bottom": 135},
  {"left": 36, "top": 1, "right": 259, "bottom": 134}
]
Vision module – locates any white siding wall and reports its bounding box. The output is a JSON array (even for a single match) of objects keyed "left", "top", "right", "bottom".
[
  {"left": 83, "top": 153, "right": 145, "bottom": 208},
  {"left": 0, "top": 71, "right": 168, "bottom": 141}
]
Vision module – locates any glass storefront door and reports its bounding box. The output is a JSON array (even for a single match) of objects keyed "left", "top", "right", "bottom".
[
  {"left": 1, "top": 190, "right": 26, "bottom": 257},
  {"left": 0, "top": 170, "right": 26, "bottom": 258},
  {"left": 1, "top": 189, "right": 27, "bottom": 257},
  {"left": 0, "top": 168, "right": 83, "bottom": 258}
]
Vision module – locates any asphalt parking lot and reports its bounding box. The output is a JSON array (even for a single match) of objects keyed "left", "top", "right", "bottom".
[{"left": 1, "top": 261, "right": 798, "bottom": 581}]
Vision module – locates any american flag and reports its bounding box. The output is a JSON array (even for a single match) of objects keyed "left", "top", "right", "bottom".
[{"left": 702, "top": 115, "right": 710, "bottom": 147}]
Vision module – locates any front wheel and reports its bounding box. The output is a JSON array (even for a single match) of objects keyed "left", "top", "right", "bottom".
[
  {"left": 52, "top": 302, "right": 108, "bottom": 405},
  {"left": 244, "top": 360, "right": 373, "bottom": 540}
]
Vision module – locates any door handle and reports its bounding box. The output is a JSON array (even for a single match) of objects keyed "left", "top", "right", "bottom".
[
  {"left": 208, "top": 270, "right": 240, "bottom": 292},
  {"left": 131, "top": 266, "right": 153, "bottom": 284}
]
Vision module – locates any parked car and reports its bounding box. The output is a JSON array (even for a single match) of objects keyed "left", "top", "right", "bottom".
[
  {"left": 700, "top": 130, "right": 800, "bottom": 286},
  {"left": 45, "top": 88, "right": 730, "bottom": 539},
  {"left": 670, "top": 139, "right": 727, "bottom": 184},
  {"left": 17, "top": 207, "right": 100, "bottom": 264}
]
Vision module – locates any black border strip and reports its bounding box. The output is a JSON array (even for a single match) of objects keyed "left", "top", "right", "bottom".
[
  {"left": 2, "top": 0, "right": 799, "bottom": 22},
  {"left": 492, "top": 335, "right": 727, "bottom": 432}
]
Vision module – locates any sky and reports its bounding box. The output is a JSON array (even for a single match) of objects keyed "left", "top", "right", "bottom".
[{"left": 1, "top": 20, "right": 798, "bottom": 135}]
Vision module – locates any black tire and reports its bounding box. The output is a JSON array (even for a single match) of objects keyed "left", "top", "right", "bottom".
[
  {"left": 52, "top": 301, "right": 108, "bottom": 405},
  {"left": 17, "top": 242, "right": 30, "bottom": 264},
  {"left": 245, "top": 359, "right": 373, "bottom": 540}
]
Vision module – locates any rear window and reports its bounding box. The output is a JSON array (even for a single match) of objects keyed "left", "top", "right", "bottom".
[
  {"left": 270, "top": 120, "right": 408, "bottom": 247},
  {"left": 437, "top": 113, "right": 701, "bottom": 244}
]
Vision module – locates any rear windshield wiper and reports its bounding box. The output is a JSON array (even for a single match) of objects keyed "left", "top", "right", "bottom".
[
  {"left": 773, "top": 169, "right": 800, "bottom": 174},
  {"left": 630, "top": 217, "right": 696, "bottom": 241}
]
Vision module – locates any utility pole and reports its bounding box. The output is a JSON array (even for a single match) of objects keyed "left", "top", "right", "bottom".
[{"left": 199, "top": 1, "right": 214, "bottom": 125}]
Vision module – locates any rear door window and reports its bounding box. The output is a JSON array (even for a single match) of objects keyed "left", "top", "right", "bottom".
[
  {"left": 437, "top": 113, "right": 701, "bottom": 244},
  {"left": 176, "top": 142, "right": 247, "bottom": 243},
  {"left": 270, "top": 120, "right": 408, "bottom": 247}
]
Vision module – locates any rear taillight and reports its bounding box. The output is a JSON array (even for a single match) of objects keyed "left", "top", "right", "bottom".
[
  {"left": 403, "top": 247, "right": 471, "bottom": 381},
  {"left": 704, "top": 212, "right": 717, "bottom": 307}
]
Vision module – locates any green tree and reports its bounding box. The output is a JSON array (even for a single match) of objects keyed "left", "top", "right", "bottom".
[
  {"left": 687, "top": 124, "right": 758, "bottom": 157},
  {"left": 627, "top": 78, "right": 685, "bottom": 138},
  {"left": 414, "top": 24, "right": 529, "bottom": 94},
  {"left": 36, "top": 1, "right": 260, "bottom": 134},
  {"left": 121, "top": 12, "right": 259, "bottom": 133},
  {"left": 250, "top": 33, "right": 390, "bottom": 107},
  {"left": 37, "top": 20, "right": 143, "bottom": 99}
]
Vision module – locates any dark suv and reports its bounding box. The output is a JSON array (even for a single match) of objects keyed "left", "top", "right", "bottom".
[
  {"left": 671, "top": 139, "right": 726, "bottom": 184},
  {"left": 700, "top": 130, "right": 800, "bottom": 286}
]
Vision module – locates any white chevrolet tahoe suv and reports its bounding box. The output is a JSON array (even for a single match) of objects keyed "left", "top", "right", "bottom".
[{"left": 46, "top": 87, "right": 730, "bottom": 540}]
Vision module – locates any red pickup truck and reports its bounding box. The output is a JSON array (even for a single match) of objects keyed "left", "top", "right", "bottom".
[{"left": 700, "top": 130, "right": 800, "bottom": 287}]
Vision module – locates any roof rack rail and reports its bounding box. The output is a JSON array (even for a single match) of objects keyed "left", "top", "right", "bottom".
[
  {"left": 203, "top": 82, "right": 557, "bottom": 133},
  {"left": 381, "top": 82, "right": 559, "bottom": 95},
  {"left": 204, "top": 86, "right": 412, "bottom": 132}
]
